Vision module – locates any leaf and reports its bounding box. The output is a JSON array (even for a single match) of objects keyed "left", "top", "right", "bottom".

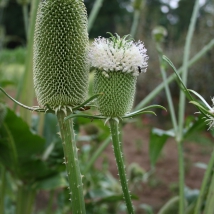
[
  {"left": 0, "top": 108, "right": 47, "bottom": 180},
  {"left": 183, "top": 116, "right": 207, "bottom": 140},
  {"left": 139, "top": 204, "right": 154, "bottom": 214},
  {"left": 123, "top": 111, "right": 156, "bottom": 119},
  {"left": 0, "top": 80, "right": 15, "bottom": 87},
  {"left": 34, "top": 174, "right": 67, "bottom": 190},
  {"left": 4, "top": 108, "right": 45, "bottom": 159},
  {"left": 189, "top": 101, "right": 213, "bottom": 118},
  {"left": 162, "top": 55, "right": 193, "bottom": 101},
  {"left": 157, "top": 196, "right": 179, "bottom": 214},
  {"left": 188, "top": 89, "right": 212, "bottom": 111},
  {"left": 149, "top": 128, "right": 172, "bottom": 167},
  {"left": 43, "top": 113, "right": 59, "bottom": 146}
]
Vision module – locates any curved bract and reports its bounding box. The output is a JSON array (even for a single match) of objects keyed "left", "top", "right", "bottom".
[{"left": 33, "top": 0, "right": 89, "bottom": 110}]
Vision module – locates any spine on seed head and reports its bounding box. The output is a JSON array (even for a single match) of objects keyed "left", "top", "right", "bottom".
[
  {"left": 33, "top": 0, "right": 89, "bottom": 111},
  {"left": 89, "top": 34, "right": 148, "bottom": 117}
]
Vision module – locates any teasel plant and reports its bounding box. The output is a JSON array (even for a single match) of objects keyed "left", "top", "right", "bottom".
[
  {"left": 65, "top": 33, "right": 166, "bottom": 214},
  {"left": 0, "top": 0, "right": 101, "bottom": 213},
  {"left": 163, "top": 54, "right": 214, "bottom": 214}
]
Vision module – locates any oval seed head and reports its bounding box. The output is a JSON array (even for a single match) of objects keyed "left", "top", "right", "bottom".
[
  {"left": 89, "top": 34, "right": 148, "bottom": 117},
  {"left": 33, "top": 0, "right": 89, "bottom": 110}
]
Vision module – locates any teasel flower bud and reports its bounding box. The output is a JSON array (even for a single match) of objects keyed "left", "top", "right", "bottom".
[
  {"left": 152, "top": 26, "right": 168, "bottom": 43},
  {"left": 33, "top": 0, "right": 89, "bottom": 112},
  {"left": 0, "top": 103, "right": 7, "bottom": 127},
  {"left": 89, "top": 34, "right": 148, "bottom": 117},
  {"left": 133, "top": 0, "right": 144, "bottom": 10}
]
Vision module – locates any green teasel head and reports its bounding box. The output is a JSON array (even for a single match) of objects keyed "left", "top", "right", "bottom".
[
  {"left": 33, "top": 0, "right": 89, "bottom": 111},
  {"left": 89, "top": 34, "right": 148, "bottom": 117}
]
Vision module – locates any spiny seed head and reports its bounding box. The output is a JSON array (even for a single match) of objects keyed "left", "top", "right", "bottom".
[
  {"left": 33, "top": 0, "right": 89, "bottom": 110},
  {"left": 89, "top": 34, "right": 148, "bottom": 117}
]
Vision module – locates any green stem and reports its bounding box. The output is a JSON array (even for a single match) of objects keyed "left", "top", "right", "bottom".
[
  {"left": 16, "top": 0, "right": 39, "bottom": 125},
  {"left": 178, "top": 142, "right": 185, "bottom": 214},
  {"left": 22, "top": 5, "right": 29, "bottom": 38},
  {"left": 0, "top": 166, "right": 6, "bottom": 214},
  {"left": 84, "top": 136, "right": 111, "bottom": 173},
  {"left": 177, "top": 3, "right": 199, "bottom": 212},
  {"left": 130, "top": 0, "right": 144, "bottom": 38},
  {"left": 204, "top": 169, "right": 214, "bottom": 214},
  {"left": 157, "top": 196, "right": 179, "bottom": 214},
  {"left": 194, "top": 149, "right": 214, "bottom": 214},
  {"left": 134, "top": 38, "right": 214, "bottom": 111},
  {"left": 88, "top": 0, "right": 104, "bottom": 33},
  {"left": 57, "top": 111, "right": 86, "bottom": 214},
  {"left": 25, "top": 188, "right": 36, "bottom": 214},
  {"left": 109, "top": 119, "right": 135, "bottom": 214},
  {"left": 156, "top": 43, "right": 178, "bottom": 133},
  {"left": 178, "top": 0, "right": 200, "bottom": 142},
  {"left": 16, "top": 185, "right": 36, "bottom": 214}
]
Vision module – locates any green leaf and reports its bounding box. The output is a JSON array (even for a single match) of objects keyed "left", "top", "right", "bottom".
[
  {"left": 123, "top": 111, "right": 156, "bottom": 119},
  {"left": 157, "top": 196, "right": 179, "bottom": 214},
  {"left": 5, "top": 108, "right": 45, "bottom": 159},
  {"left": 43, "top": 113, "right": 59, "bottom": 146},
  {"left": 162, "top": 55, "right": 193, "bottom": 101},
  {"left": 183, "top": 116, "right": 207, "bottom": 140},
  {"left": 0, "top": 80, "right": 15, "bottom": 87},
  {"left": 149, "top": 128, "right": 172, "bottom": 167},
  {"left": 0, "top": 108, "right": 47, "bottom": 180},
  {"left": 188, "top": 89, "right": 212, "bottom": 111},
  {"left": 139, "top": 204, "right": 154, "bottom": 214},
  {"left": 189, "top": 101, "right": 213, "bottom": 118},
  {"left": 34, "top": 174, "right": 67, "bottom": 190}
]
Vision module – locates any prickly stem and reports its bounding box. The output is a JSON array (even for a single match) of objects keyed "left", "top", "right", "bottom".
[
  {"left": 109, "top": 119, "right": 135, "bottom": 214},
  {"left": 57, "top": 111, "right": 85, "bottom": 214}
]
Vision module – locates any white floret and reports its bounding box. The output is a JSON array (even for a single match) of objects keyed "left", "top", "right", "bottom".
[{"left": 89, "top": 36, "right": 148, "bottom": 76}]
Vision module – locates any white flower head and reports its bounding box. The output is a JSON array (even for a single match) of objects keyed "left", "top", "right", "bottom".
[{"left": 89, "top": 33, "right": 148, "bottom": 76}]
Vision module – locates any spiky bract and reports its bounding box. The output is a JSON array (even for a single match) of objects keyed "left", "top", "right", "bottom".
[
  {"left": 33, "top": 0, "right": 89, "bottom": 110},
  {"left": 90, "top": 34, "right": 148, "bottom": 117}
]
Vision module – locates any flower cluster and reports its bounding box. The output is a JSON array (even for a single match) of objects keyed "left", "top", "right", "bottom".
[{"left": 89, "top": 34, "right": 148, "bottom": 76}]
